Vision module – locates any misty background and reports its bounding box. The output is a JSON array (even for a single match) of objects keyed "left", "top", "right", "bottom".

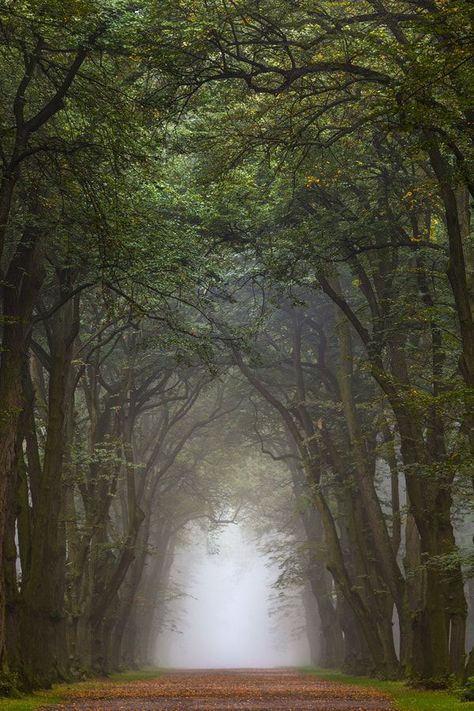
[{"left": 156, "top": 523, "right": 310, "bottom": 669}]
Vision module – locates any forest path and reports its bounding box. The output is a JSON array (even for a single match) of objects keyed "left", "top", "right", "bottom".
[{"left": 41, "top": 669, "right": 393, "bottom": 709}]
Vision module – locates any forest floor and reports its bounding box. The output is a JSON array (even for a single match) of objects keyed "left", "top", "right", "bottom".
[
  {"left": 0, "top": 668, "right": 471, "bottom": 711},
  {"left": 38, "top": 670, "right": 392, "bottom": 710}
]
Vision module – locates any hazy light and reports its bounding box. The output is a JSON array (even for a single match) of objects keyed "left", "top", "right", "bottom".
[{"left": 156, "top": 524, "right": 309, "bottom": 668}]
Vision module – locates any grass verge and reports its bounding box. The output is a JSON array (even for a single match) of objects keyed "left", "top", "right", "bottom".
[
  {"left": 0, "top": 669, "right": 162, "bottom": 710},
  {"left": 303, "top": 667, "right": 474, "bottom": 711}
]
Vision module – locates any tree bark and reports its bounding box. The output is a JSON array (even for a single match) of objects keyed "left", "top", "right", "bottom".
[
  {"left": 0, "top": 223, "right": 44, "bottom": 670},
  {"left": 21, "top": 284, "right": 79, "bottom": 686}
]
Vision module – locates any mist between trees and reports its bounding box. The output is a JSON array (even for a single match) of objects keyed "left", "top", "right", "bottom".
[
  {"left": 0, "top": 0, "right": 473, "bottom": 695},
  {"left": 157, "top": 523, "right": 311, "bottom": 669}
]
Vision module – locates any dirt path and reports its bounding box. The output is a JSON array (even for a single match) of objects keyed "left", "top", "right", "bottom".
[{"left": 40, "top": 669, "right": 393, "bottom": 710}]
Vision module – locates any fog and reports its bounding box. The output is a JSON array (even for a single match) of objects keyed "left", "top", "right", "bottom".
[{"left": 155, "top": 524, "right": 310, "bottom": 668}]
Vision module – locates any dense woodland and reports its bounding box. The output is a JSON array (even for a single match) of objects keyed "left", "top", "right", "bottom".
[{"left": 0, "top": 0, "right": 473, "bottom": 695}]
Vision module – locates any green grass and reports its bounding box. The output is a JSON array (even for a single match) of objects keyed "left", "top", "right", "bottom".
[
  {"left": 0, "top": 691, "right": 64, "bottom": 710},
  {"left": 0, "top": 669, "right": 162, "bottom": 710},
  {"left": 303, "top": 667, "right": 474, "bottom": 711}
]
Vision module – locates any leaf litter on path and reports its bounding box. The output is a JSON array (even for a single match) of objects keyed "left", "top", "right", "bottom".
[{"left": 40, "top": 669, "right": 393, "bottom": 710}]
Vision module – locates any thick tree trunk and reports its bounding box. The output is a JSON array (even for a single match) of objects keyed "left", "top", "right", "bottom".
[
  {"left": 20, "top": 288, "right": 79, "bottom": 686},
  {"left": 307, "top": 561, "right": 343, "bottom": 668},
  {"left": 336, "top": 311, "right": 406, "bottom": 675},
  {"left": 290, "top": 460, "right": 344, "bottom": 668},
  {"left": 302, "top": 585, "right": 321, "bottom": 666},
  {"left": 338, "top": 596, "right": 373, "bottom": 676},
  {"left": 0, "top": 225, "right": 44, "bottom": 670},
  {"left": 396, "top": 419, "right": 467, "bottom": 684}
]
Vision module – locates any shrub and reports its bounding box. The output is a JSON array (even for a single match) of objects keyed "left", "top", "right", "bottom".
[
  {"left": 461, "top": 677, "right": 474, "bottom": 702},
  {"left": 0, "top": 670, "right": 21, "bottom": 697}
]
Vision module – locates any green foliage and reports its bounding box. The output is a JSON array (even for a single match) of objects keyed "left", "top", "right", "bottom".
[
  {"left": 0, "top": 672, "right": 20, "bottom": 699},
  {"left": 461, "top": 678, "right": 474, "bottom": 703}
]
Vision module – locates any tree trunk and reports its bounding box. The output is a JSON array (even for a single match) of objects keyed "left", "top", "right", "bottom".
[
  {"left": 0, "top": 224, "right": 44, "bottom": 670},
  {"left": 21, "top": 287, "right": 79, "bottom": 686}
]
